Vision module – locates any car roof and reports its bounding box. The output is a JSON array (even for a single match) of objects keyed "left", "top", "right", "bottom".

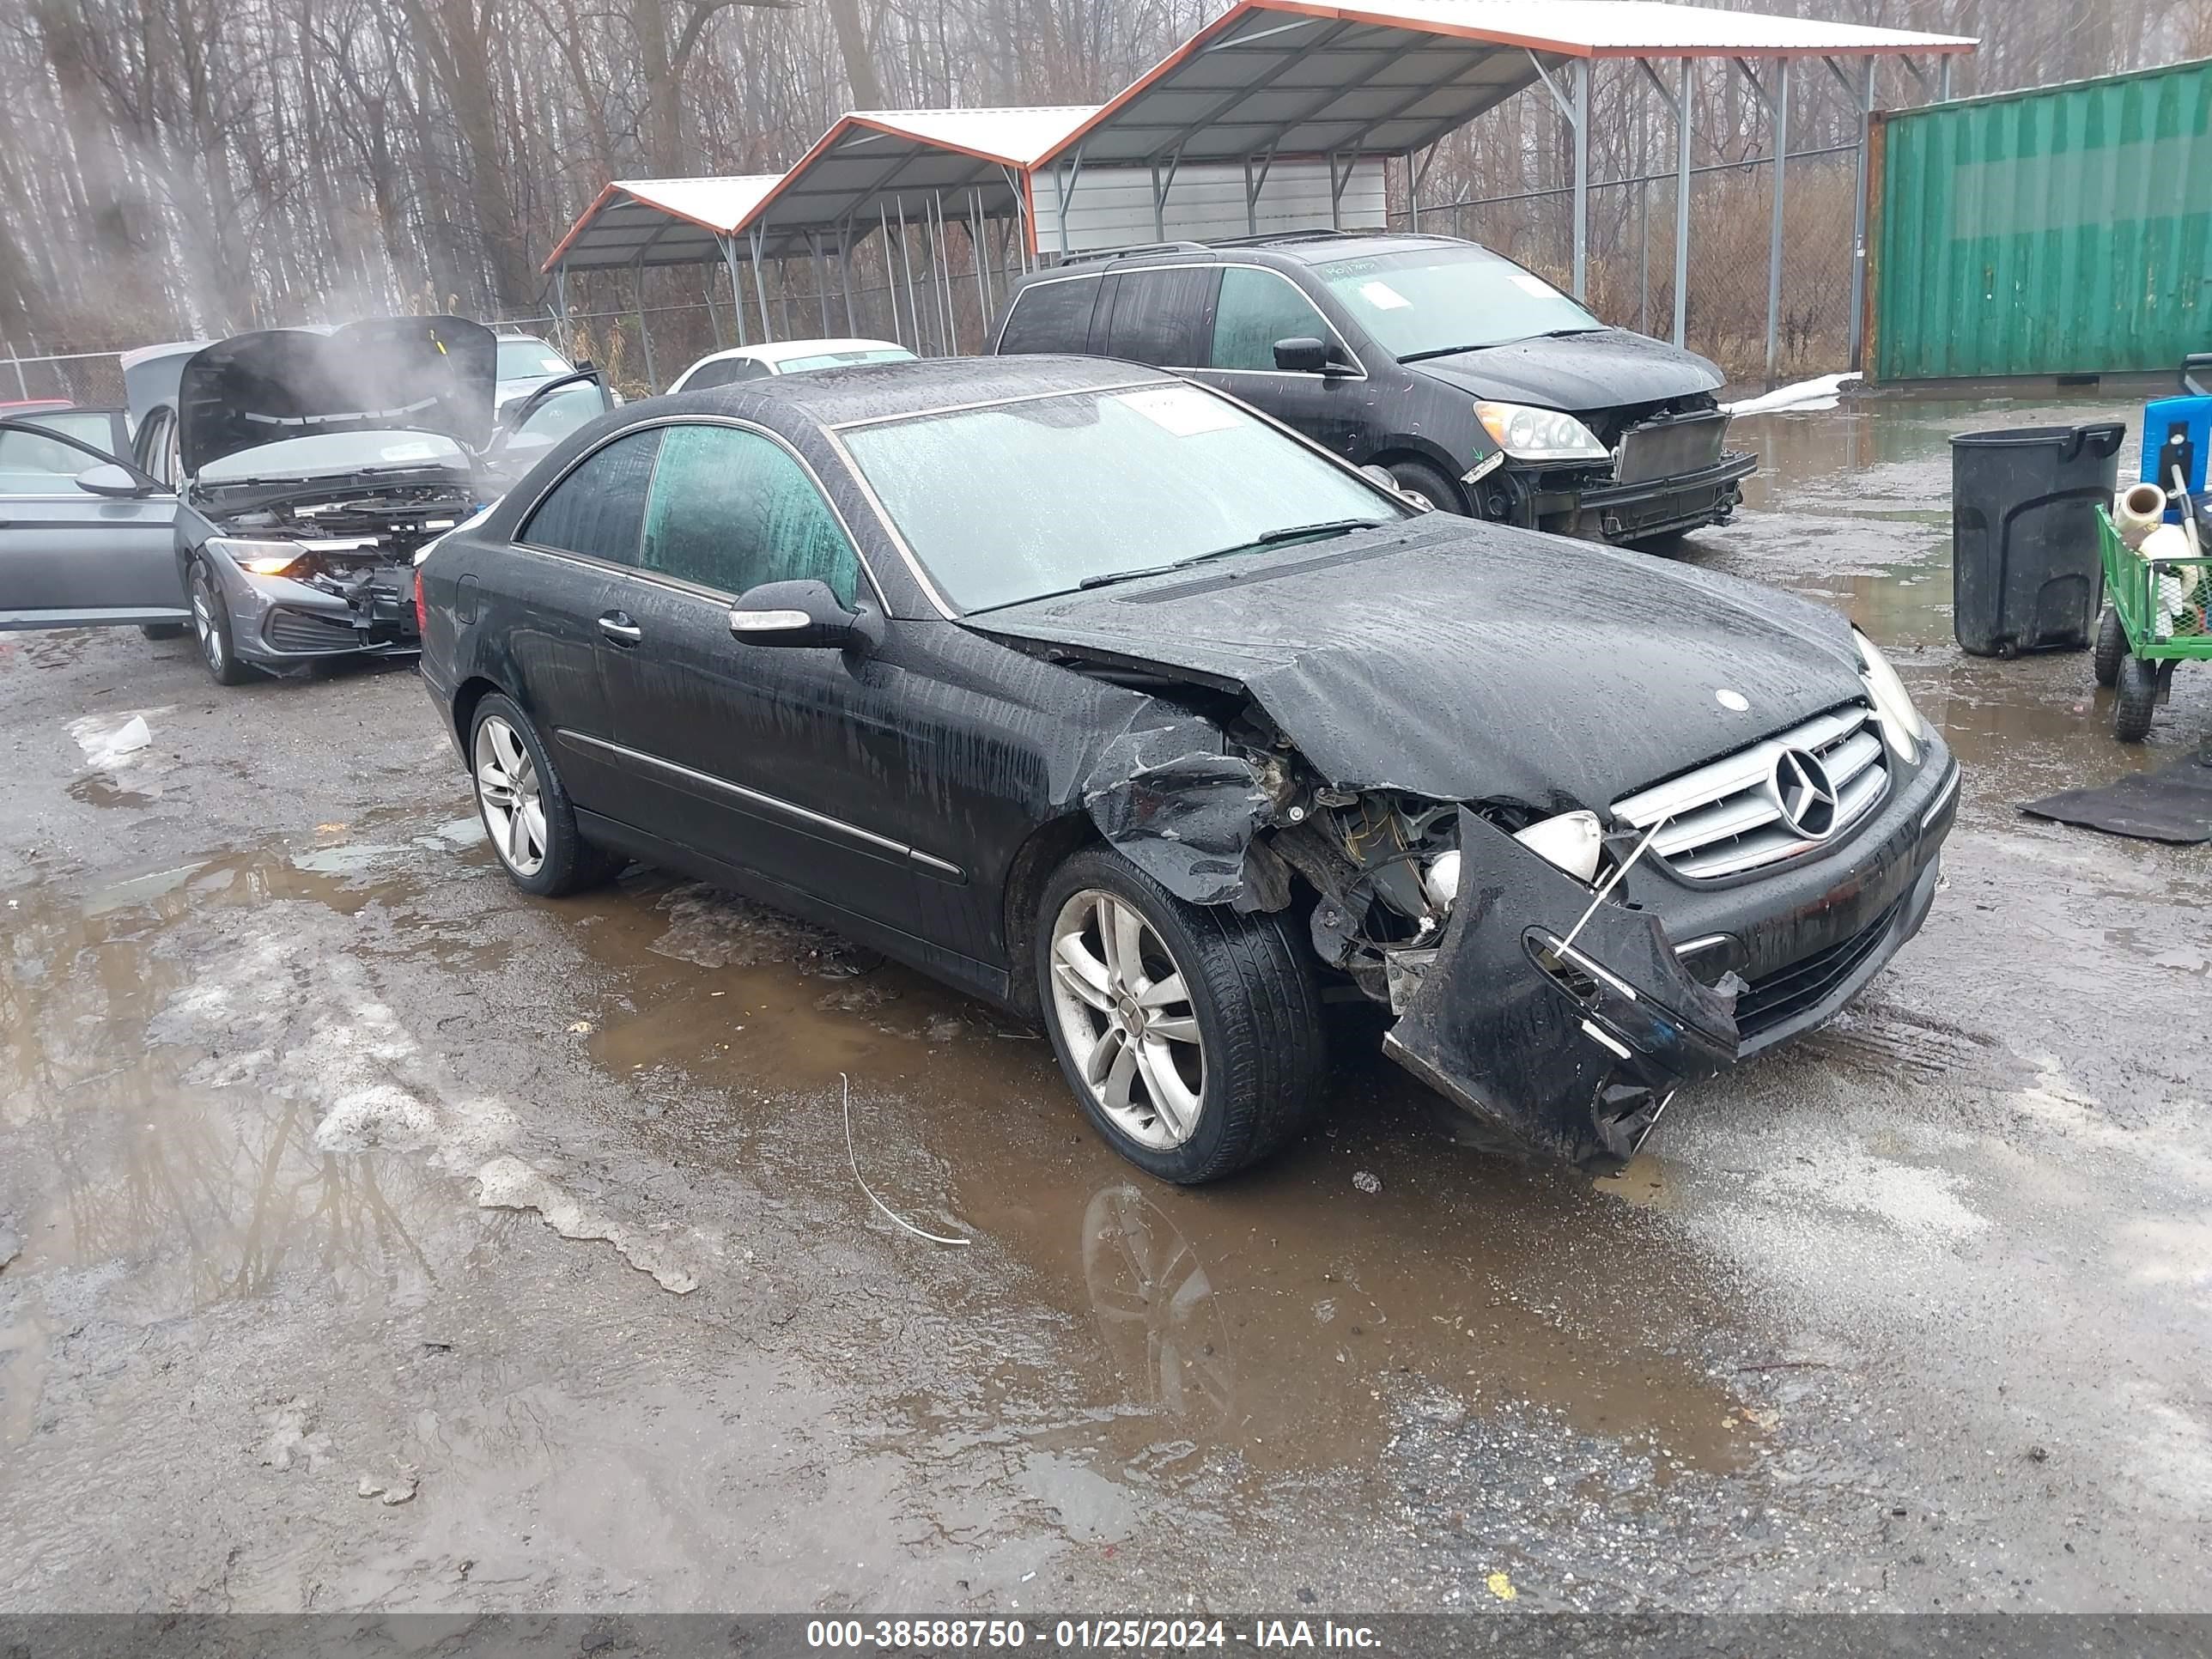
[
  {"left": 653, "top": 353, "right": 1173, "bottom": 428},
  {"left": 692, "top": 337, "right": 908, "bottom": 371}
]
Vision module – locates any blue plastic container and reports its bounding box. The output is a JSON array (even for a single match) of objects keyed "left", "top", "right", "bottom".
[{"left": 2139, "top": 356, "right": 2212, "bottom": 513}]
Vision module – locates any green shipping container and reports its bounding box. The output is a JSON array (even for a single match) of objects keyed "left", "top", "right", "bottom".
[{"left": 1870, "top": 58, "right": 2212, "bottom": 381}]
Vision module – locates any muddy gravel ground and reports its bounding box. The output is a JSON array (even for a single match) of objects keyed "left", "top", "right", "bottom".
[{"left": 2, "top": 392, "right": 2209, "bottom": 1619}]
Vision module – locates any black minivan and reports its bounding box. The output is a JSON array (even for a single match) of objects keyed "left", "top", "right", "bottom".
[{"left": 991, "top": 230, "right": 1757, "bottom": 546}]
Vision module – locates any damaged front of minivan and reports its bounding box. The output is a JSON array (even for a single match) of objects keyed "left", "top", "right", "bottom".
[{"left": 987, "top": 517, "right": 1958, "bottom": 1173}]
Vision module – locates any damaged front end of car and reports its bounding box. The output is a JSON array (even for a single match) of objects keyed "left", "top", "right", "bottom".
[
  {"left": 1076, "top": 707, "right": 1741, "bottom": 1174},
  {"left": 201, "top": 479, "right": 476, "bottom": 654}
]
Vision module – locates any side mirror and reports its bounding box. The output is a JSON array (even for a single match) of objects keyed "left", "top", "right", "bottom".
[
  {"left": 1273, "top": 337, "right": 1329, "bottom": 374},
  {"left": 728, "top": 579, "right": 872, "bottom": 650},
  {"left": 76, "top": 462, "right": 150, "bottom": 498}
]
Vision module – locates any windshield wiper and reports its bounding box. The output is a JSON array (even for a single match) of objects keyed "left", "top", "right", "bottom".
[{"left": 1075, "top": 518, "right": 1387, "bottom": 590}]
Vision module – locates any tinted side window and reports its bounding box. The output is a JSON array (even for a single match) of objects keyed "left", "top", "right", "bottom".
[
  {"left": 1210, "top": 267, "right": 1333, "bottom": 370},
  {"left": 521, "top": 427, "right": 661, "bottom": 565},
  {"left": 995, "top": 276, "right": 1103, "bottom": 355},
  {"left": 1098, "top": 266, "right": 1217, "bottom": 367},
  {"left": 638, "top": 423, "right": 860, "bottom": 606}
]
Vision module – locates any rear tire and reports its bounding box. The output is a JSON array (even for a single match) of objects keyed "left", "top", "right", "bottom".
[
  {"left": 1035, "top": 846, "right": 1326, "bottom": 1183},
  {"left": 189, "top": 557, "right": 256, "bottom": 686},
  {"left": 1386, "top": 459, "right": 1464, "bottom": 516},
  {"left": 2114, "top": 653, "right": 2159, "bottom": 743},
  {"left": 468, "top": 693, "right": 620, "bottom": 896},
  {"left": 2093, "top": 605, "right": 2127, "bottom": 689}
]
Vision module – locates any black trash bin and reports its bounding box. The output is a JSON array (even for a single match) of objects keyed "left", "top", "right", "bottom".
[{"left": 1949, "top": 422, "right": 2125, "bottom": 657}]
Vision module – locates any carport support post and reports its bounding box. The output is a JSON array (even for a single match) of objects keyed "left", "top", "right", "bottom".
[
  {"left": 811, "top": 231, "right": 832, "bottom": 335},
  {"left": 878, "top": 203, "right": 902, "bottom": 347},
  {"left": 1847, "top": 58, "right": 1876, "bottom": 372},
  {"left": 747, "top": 226, "right": 775, "bottom": 343},
  {"left": 630, "top": 258, "right": 656, "bottom": 388},
  {"left": 717, "top": 235, "right": 749, "bottom": 348},
  {"left": 1674, "top": 57, "right": 1692, "bottom": 348},
  {"left": 839, "top": 220, "right": 859, "bottom": 336},
  {"left": 968, "top": 190, "right": 991, "bottom": 339},
  {"left": 1939, "top": 56, "right": 1954, "bottom": 100},
  {"left": 551, "top": 266, "right": 569, "bottom": 356},
  {"left": 1765, "top": 58, "right": 1790, "bottom": 383},
  {"left": 1571, "top": 58, "right": 1590, "bottom": 301}
]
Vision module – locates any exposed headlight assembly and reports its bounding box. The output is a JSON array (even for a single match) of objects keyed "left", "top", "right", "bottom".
[
  {"left": 1513, "top": 809, "right": 1605, "bottom": 884},
  {"left": 206, "top": 536, "right": 309, "bottom": 577},
  {"left": 1474, "top": 401, "right": 1608, "bottom": 465},
  {"left": 1854, "top": 629, "right": 1927, "bottom": 763}
]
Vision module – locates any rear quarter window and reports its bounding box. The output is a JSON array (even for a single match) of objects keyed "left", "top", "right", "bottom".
[
  {"left": 1098, "top": 266, "right": 1217, "bottom": 368},
  {"left": 520, "top": 427, "right": 662, "bottom": 565},
  {"left": 995, "top": 276, "right": 1103, "bottom": 355}
]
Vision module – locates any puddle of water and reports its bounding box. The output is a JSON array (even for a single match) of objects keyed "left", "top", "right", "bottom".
[
  {"left": 551, "top": 879, "right": 1764, "bottom": 1483},
  {"left": 4, "top": 820, "right": 1766, "bottom": 1506}
]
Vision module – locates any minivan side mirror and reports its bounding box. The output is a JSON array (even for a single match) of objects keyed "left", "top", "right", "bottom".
[
  {"left": 75, "top": 462, "right": 153, "bottom": 498},
  {"left": 1273, "top": 337, "right": 1331, "bottom": 374},
  {"left": 729, "top": 579, "right": 872, "bottom": 650}
]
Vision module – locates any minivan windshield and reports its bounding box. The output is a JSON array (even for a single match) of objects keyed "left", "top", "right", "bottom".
[
  {"left": 840, "top": 381, "right": 1404, "bottom": 612},
  {"left": 1313, "top": 244, "right": 1604, "bottom": 359}
]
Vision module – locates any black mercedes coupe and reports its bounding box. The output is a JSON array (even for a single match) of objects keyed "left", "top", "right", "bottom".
[{"left": 416, "top": 355, "right": 1958, "bottom": 1182}]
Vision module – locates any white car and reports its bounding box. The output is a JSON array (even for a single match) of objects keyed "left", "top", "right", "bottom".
[{"left": 666, "top": 337, "right": 915, "bottom": 393}]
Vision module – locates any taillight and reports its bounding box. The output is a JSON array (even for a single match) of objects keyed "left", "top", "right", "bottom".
[{"left": 414, "top": 567, "right": 428, "bottom": 636}]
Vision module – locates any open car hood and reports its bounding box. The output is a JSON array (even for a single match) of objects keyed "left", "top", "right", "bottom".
[
  {"left": 971, "top": 515, "right": 1866, "bottom": 813},
  {"left": 179, "top": 316, "right": 496, "bottom": 477}
]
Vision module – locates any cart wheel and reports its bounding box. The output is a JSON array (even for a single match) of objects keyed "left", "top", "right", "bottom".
[
  {"left": 2114, "top": 654, "right": 2159, "bottom": 743},
  {"left": 2093, "top": 605, "right": 2127, "bottom": 689}
]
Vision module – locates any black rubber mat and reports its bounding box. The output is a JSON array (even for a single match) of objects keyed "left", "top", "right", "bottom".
[{"left": 2021, "top": 754, "right": 2212, "bottom": 844}]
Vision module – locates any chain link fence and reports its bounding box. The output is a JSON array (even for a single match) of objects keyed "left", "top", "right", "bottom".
[{"left": 0, "top": 349, "right": 127, "bottom": 407}]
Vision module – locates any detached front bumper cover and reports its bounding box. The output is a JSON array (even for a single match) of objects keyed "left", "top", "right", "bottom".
[{"left": 1381, "top": 817, "right": 1741, "bottom": 1172}]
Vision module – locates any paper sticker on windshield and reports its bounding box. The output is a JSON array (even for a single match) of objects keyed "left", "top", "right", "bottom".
[
  {"left": 1509, "top": 271, "right": 1560, "bottom": 299},
  {"left": 1117, "top": 385, "right": 1240, "bottom": 437},
  {"left": 1358, "top": 281, "right": 1411, "bottom": 310}
]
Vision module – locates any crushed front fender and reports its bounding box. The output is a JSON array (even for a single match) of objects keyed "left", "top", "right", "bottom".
[{"left": 1381, "top": 817, "right": 1741, "bottom": 1172}]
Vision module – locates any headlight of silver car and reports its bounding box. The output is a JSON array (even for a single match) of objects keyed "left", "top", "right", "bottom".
[
  {"left": 1474, "top": 401, "right": 1609, "bottom": 465},
  {"left": 205, "top": 536, "right": 309, "bottom": 577},
  {"left": 1854, "top": 629, "right": 1927, "bottom": 763}
]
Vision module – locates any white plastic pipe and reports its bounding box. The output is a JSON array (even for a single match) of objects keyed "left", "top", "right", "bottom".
[{"left": 2115, "top": 482, "right": 2167, "bottom": 549}]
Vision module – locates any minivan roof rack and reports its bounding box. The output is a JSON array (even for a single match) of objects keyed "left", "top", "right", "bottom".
[
  {"left": 1207, "top": 228, "right": 1378, "bottom": 248},
  {"left": 1054, "top": 240, "right": 1210, "bottom": 268}
]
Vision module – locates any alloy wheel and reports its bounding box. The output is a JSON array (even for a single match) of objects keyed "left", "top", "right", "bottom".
[
  {"left": 474, "top": 714, "right": 548, "bottom": 877},
  {"left": 1048, "top": 889, "right": 1206, "bottom": 1150},
  {"left": 191, "top": 565, "right": 222, "bottom": 672}
]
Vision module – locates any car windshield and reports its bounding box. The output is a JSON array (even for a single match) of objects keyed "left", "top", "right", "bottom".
[
  {"left": 497, "top": 338, "right": 571, "bottom": 379},
  {"left": 775, "top": 347, "right": 915, "bottom": 374},
  {"left": 198, "top": 429, "right": 468, "bottom": 483},
  {"left": 839, "top": 381, "right": 1404, "bottom": 612},
  {"left": 1313, "top": 244, "right": 1604, "bottom": 358}
]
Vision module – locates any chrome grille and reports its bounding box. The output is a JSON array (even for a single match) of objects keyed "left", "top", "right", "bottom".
[{"left": 1612, "top": 703, "right": 1890, "bottom": 880}]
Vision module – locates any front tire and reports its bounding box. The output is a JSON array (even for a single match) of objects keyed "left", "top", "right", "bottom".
[
  {"left": 469, "top": 693, "right": 617, "bottom": 896},
  {"left": 2114, "top": 653, "right": 2159, "bottom": 743},
  {"left": 1035, "top": 846, "right": 1325, "bottom": 1183},
  {"left": 189, "top": 558, "right": 256, "bottom": 685},
  {"left": 2093, "top": 605, "right": 2128, "bottom": 689},
  {"left": 1386, "top": 458, "right": 1464, "bottom": 515}
]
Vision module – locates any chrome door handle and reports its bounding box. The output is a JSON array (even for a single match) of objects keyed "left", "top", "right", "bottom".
[{"left": 598, "top": 612, "right": 641, "bottom": 645}]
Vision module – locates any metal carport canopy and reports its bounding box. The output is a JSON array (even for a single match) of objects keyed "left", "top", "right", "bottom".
[
  {"left": 1038, "top": 0, "right": 1974, "bottom": 170},
  {"left": 541, "top": 175, "right": 785, "bottom": 273},
  {"left": 736, "top": 106, "right": 1098, "bottom": 259},
  {"left": 1032, "top": 0, "right": 1972, "bottom": 374}
]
